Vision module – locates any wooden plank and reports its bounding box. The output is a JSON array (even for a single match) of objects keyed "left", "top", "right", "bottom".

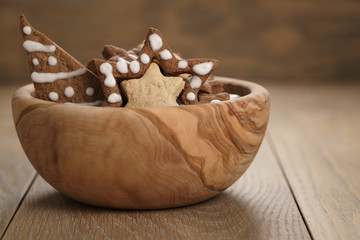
[
  {"left": 0, "top": 86, "right": 36, "bottom": 237},
  {"left": 268, "top": 84, "right": 360, "bottom": 240},
  {"left": 2, "top": 140, "right": 310, "bottom": 239}
]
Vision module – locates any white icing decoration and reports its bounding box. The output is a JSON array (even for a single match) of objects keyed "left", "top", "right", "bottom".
[
  {"left": 100, "top": 63, "right": 116, "bottom": 88},
  {"left": 178, "top": 60, "right": 188, "bottom": 69},
  {"left": 31, "top": 68, "right": 86, "bottom": 83},
  {"left": 65, "top": 100, "right": 104, "bottom": 106},
  {"left": 86, "top": 87, "right": 95, "bottom": 96},
  {"left": 159, "top": 49, "right": 172, "bottom": 60},
  {"left": 230, "top": 94, "right": 240, "bottom": 100},
  {"left": 48, "top": 92, "right": 58, "bottom": 101},
  {"left": 186, "top": 92, "right": 196, "bottom": 101},
  {"left": 149, "top": 33, "right": 163, "bottom": 51},
  {"left": 210, "top": 100, "right": 221, "bottom": 104},
  {"left": 48, "top": 56, "right": 57, "bottom": 66},
  {"left": 23, "top": 26, "right": 31, "bottom": 35},
  {"left": 32, "top": 58, "right": 39, "bottom": 66},
  {"left": 64, "top": 86, "right": 74, "bottom": 98},
  {"left": 116, "top": 58, "right": 128, "bottom": 74},
  {"left": 140, "top": 53, "right": 150, "bottom": 64},
  {"left": 192, "top": 62, "right": 213, "bottom": 76},
  {"left": 129, "top": 61, "right": 140, "bottom": 74},
  {"left": 189, "top": 76, "right": 202, "bottom": 89},
  {"left": 107, "top": 93, "right": 122, "bottom": 103},
  {"left": 23, "top": 40, "right": 56, "bottom": 53},
  {"left": 128, "top": 54, "right": 138, "bottom": 60},
  {"left": 174, "top": 53, "right": 182, "bottom": 60}
]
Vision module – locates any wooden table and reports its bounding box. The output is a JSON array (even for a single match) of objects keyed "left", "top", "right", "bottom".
[{"left": 0, "top": 83, "right": 359, "bottom": 239}]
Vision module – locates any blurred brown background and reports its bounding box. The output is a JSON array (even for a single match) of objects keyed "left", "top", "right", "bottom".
[{"left": 1, "top": 0, "right": 360, "bottom": 85}]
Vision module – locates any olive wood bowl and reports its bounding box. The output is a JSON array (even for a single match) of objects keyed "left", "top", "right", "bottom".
[{"left": 12, "top": 77, "right": 270, "bottom": 209}]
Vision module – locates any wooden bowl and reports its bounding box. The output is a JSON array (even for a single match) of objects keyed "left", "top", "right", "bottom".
[{"left": 12, "top": 77, "right": 270, "bottom": 209}]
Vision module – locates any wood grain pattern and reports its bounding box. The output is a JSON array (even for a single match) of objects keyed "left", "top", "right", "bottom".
[
  {"left": 0, "top": 86, "right": 36, "bottom": 237},
  {"left": 268, "top": 84, "right": 360, "bottom": 240},
  {"left": 1, "top": 0, "right": 360, "bottom": 85},
  {"left": 11, "top": 77, "right": 270, "bottom": 209},
  {"left": 2, "top": 140, "right": 311, "bottom": 240},
  {"left": 3, "top": 82, "right": 359, "bottom": 239}
]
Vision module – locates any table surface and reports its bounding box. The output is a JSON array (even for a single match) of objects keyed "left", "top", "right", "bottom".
[{"left": 0, "top": 83, "right": 359, "bottom": 240}]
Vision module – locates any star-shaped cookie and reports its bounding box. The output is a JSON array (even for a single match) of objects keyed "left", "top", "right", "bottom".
[{"left": 121, "top": 63, "right": 184, "bottom": 108}]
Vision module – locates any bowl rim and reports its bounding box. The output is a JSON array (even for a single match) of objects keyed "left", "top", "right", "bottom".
[{"left": 12, "top": 76, "right": 269, "bottom": 112}]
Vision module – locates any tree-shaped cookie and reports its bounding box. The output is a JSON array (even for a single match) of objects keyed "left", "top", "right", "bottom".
[{"left": 20, "top": 15, "right": 104, "bottom": 105}]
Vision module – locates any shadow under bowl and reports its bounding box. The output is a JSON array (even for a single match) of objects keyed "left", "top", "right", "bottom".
[{"left": 12, "top": 77, "right": 270, "bottom": 209}]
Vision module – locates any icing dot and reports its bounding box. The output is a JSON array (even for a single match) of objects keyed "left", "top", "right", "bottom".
[
  {"left": 107, "top": 93, "right": 122, "bottom": 103},
  {"left": 140, "top": 53, "right": 150, "bottom": 64},
  {"left": 23, "top": 26, "right": 31, "bottom": 35},
  {"left": 64, "top": 86, "right": 74, "bottom": 98},
  {"left": 32, "top": 58, "right": 39, "bottom": 66},
  {"left": 159, "top": 49, "right": 172, "bottom": 60},
  {"left": 210, "top": 100, "right": 221, "bottom": 104},
  {"left": 149, "top": 33, "right": 163, "bottom": 51},
  {"left": 178, "top": 60, "right": 188, "bottom": 69},
  {"left": 186, "top": 92, "right": 196, "bottom": 101},
  {"left": 100, "top": 63, "right": 116, "bottom": 87},
  {"left": 230, "top": 94, "right": 240, "bottom": 100},
  {"left": 100, "top": 62, "right": 111, "bottom": 73},
  {"left": 48, "top": 56, "right": 57, "bottom": 66},
  {"left": 48, "top": 92, "right": 59, "bottom": 101},
  {"left": 192, "top": 62, "right": 214, "bottom": 76},
  {"left": 86, "top": 87, "right": 95, "bottom": 96},
  {"left": 128, "top": 54, "right": 138, "bottom": 60},
  {"left": 189, "top": 76, "right": 202, "bottom": 89},
  {"left": 116, "top": 58, "right": 128, "bottom": 74},
  {"left": 174, "top": 53, "right": 182, "bottom": 60},
  {"left": 129, "top": 61, "right": 140, "bottom": 74}
]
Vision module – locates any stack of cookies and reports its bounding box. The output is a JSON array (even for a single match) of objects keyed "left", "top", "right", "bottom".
[{"left": 20, "top": 15, "right": 235, "bottom": 108}]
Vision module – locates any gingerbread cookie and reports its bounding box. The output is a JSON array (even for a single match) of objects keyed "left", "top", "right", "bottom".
[
  {"left": 121, "top": 63, "right": 184, "bottom": 108},
  {"left": 20, "top": 15, "right": 104, "bottom": 105},
  {"left": 90, "top": 28, "right": 219, "bottom": 107}
]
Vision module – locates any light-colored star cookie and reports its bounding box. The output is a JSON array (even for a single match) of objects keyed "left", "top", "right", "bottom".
[{"left": 121, "top": 63, "right": 185, "bottom": 108}]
